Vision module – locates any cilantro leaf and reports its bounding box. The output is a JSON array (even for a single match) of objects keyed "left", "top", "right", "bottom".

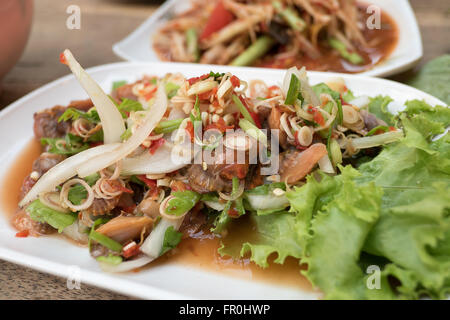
[{"left": 160, "top": 226, "right": 183, "bottom": 256}]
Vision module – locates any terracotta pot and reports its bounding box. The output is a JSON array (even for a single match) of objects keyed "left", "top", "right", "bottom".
[{"left": 0, "top": 0, "right": 33, "bottom": 91}]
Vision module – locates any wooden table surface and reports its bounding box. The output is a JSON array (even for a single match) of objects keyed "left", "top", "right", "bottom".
[{"left": 0, "top": 0, "right": 448, "bottom": 300}]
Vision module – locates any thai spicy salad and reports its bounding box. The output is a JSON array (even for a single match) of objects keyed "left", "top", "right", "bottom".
[
  {"left": 13, "top": 50, "right": 450, "bottom": 299},
  {"left": 153, "top": 0, "right": 398, "bottom": 73}
]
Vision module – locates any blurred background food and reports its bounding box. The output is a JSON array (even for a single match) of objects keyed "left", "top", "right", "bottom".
[
  {"left": 0, "top": 0, "right": 33, "bottom": 93},
  {"left": 0, "top": 0, "right": 448, "bottom": 299}
]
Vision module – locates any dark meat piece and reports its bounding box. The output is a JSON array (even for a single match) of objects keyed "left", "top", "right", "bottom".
[
  {"left": 186, "top": 164, "right": 231, "bottom": 194},
  {"left": 32, "top": 152, "right": 66, "bottom": 176},
  {"left": 11, "top": 210, "right": 56, "bottom": 236},
  {"left": 179, "top": 203, "right": 208, "bottom": 239},
  {"left": 19, "top": 153, "right": 66, "bottom": 200},
  {"left": 19, "top": 176, "right": 37, "bottom": 201},
  {"left": 112, "top": 84, "right": 138, "bottom": 102},
  {"left": 245, "top": 165, "right": 264, "bottom": 190},
  {"left": 186, "top": 148, "right": 251, "bottom": 193},
  {"left": 82, "top": 196, "right": 121, "bottom": 216},
  {"left": 360, "top": 109, "right": 387, "bottom": 131},
  {"left": 68, "top": 99, "right": 94, "bottom": 112},
  {"left": 34, "top": 105, "right": 71, "bottom": 139}
]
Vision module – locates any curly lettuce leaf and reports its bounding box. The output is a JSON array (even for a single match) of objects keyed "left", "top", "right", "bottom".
[
  {"left": 355, "top": 101, "right": 450, "bottom": 297},
  {"left": 288, "top": 167, "right": 388, "bottom": 299},
  {"left": 367, "top": 95, "right": 395, "bottom": 126},
  {"left": 218, "top": 212, "right": 302, "bottom": 268}
]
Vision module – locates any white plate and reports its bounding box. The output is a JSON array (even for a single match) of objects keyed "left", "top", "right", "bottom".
[
  {"left": 0, "top": 62, "right": 444, "bottom": 300},
  {"left": 113, "top": 0, "right": 423, "bottom": 78}
]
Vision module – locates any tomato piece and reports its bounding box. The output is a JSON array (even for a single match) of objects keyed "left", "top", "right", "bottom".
[
  {"left": 148, "top": 138, "right": 165, "bottom": 155},
  {"left": 230, "top": 75, "right": 240, "bottom": 88},
  {"left": 198, "top": 87, "right": 218, "bottom": 100},
  {"left": 185, "top": 121, "right": 195, "bottom": 142},
  {"left": 187, "top": 74, "right": 210, "bottom": 85},
  {"left": 137, "top": 175, "right": 157, "bottom": 188},
  {"left": 267, "top": 85, "right": 282, "bottom": 98},
  {"left": 313, "top": 109, "right": 326, "bottom": 126},
  {"left": 122, "top": 242, "right": 141, "bottom": 259},
  {"left": 205, "top": 118, "right": 234, "bottom": 133},
  {"left": 227, "top": 206, "right": 240, "bottom": 218},
  {"left": 15, "top": 230, "right": 29, "bottom": 238},
  {"left": 200, "top": 1, "right": 234, "bottom": 41}
]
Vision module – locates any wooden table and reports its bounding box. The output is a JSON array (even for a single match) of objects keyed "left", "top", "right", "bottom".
[{"left": 0, "top": 0, "right": 448, "bottom": 300}]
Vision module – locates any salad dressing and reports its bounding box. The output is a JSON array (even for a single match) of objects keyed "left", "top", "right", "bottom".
[
  {"left": 0, "top": 139, "right": 41, "bottom": 218},
  {"left": 1, "top": 140, "right": 313, "bottom": 291}
]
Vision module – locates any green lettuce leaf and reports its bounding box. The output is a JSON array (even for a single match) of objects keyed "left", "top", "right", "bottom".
[
  {"left": 355, "top": 101, "right": 450, "bottom": 298},
  {"left": 26, "top": 199, "right": 78, "bottom": 233},
  {"left": 287, "top": 167, "right": 386, "bottom": 299},
  {"left": 218, "top": 212, "right": 302, "bottom": 268},
  {"left": 367, "top": 96, "right": 395, "bottom": 126},
  {"left": 407, "top": 55, "right": 450, "bottom": 104}
]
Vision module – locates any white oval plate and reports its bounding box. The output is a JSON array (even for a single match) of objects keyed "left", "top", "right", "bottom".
[
  {"left": 0, "top": 62, "right": 444, "bottom": 300},
  {"left": 113, "top": 0, "right": 423, "bottom": 78}
]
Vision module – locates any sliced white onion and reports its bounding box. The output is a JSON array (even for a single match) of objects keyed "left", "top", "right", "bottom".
[
  {"left": 282, "top": 67, "right": 319, "bottom": 106},
  {"left": 140, "top": 217, "right": 184, "bottom": 259},
  {"left": 325, "top": 77, "right": 346, "bottom": 94},
  {"left": 318, "top": 155, "right": 335, "bottom": 174},
  {"left": 204, "top": 200, "right": 226, "bottom": 211},
  {"left": 121, "top": 144, "right": 191, "bottom": 175},
  {"left": 63, "top": 220, "right": 89, "bottom": 244},
  {"left": 348, "top": 95, "right": 370, "bottom": 109},
  {"left": 62, "top": 49, "right": 125, "bottom": 144},
  {"left": 19, "top": 143, "right": 120, "bottom": 207},
  {"left": 246, "top": 193, "right": 289, "bottom": 211},
  {"left": 76, "top": 85, "right": 168, "bottom": 177},
  {"left": 98, "top": 255, "right": 154, "bottom": 273}
]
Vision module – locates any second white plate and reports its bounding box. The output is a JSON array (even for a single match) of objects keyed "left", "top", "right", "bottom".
[{"left": 113, "top": 0, "right": 423, "bottom": 77}]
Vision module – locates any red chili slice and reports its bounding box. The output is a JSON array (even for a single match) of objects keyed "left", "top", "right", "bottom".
[
  {"left": 238, "top": 96, "right": 262, "bottom": 128},
  {"left": 15, "top": 230, "right": 29, "bottom": 238},
  {"left": 122, "top": 243, "right": 141, "bottom": 259},
  {"left": 59, "top": 52, "right": 68, "bottom": 65},
  {"left": 148, "top": 138, "right": 165, "bottom": 155}
]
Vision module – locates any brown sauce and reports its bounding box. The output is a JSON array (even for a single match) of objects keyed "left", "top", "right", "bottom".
[
  {"left": 0, "top": 139, "right": 41, "bottom": 218},
  {"left": 1, "top": 139, "right": 314, "bottom": 291}
]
